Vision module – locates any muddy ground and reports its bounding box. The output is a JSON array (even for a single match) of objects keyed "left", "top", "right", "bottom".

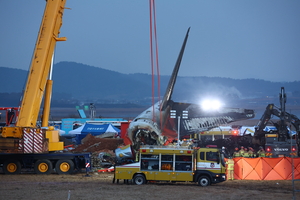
[{"left": 0, "top": 172, "right": 299, "bottom": 200}]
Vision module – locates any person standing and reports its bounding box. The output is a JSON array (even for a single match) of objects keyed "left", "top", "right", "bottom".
[
  {"left": 248, "top": 147, "right": 255, "bottom": 158},
  {"left": 238, "top": 146, "right": 245, "bottom": 157},
  {"left": 233, "top": 147, "right": 240, "bottom": 158},
  {"left": 243, "top": 148, "right": 250, "bottom": 158},
  {"left": 222, "top": 146, "right": 230, "bottom": 158},
  {"left": 226, "top": 157, "right": 235, "bottom": 180},
  {"left": 257, "top": 146, "right": 266, "bottom": 157}
]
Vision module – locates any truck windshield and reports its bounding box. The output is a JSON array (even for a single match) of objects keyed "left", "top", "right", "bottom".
[{"left": 206, "top": 152, "right": 218, "bottom": 162}]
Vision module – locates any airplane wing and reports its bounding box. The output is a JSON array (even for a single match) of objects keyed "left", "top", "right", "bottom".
[{"left": 169, "top": 102, "right": 255, "bottom": 137}]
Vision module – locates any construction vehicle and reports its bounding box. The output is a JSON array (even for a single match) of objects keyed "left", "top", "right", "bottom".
[
  {"left": 0, "top": 0, "right": 91, "bottom": 174},
  {"left": 113, "top": 145, "right": 226, "bottom": 186},
  {"left": 253, "top": 87, "right": 300, "bottom": 157}
]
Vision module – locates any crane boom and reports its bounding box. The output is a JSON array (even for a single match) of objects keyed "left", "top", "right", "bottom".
[
  {"left": 17, "top": 0, "right": 67, "bottom": 127},
  {"left": 1, "top": 0, "right": 67, "bottom": 152},
  {"left": 0, "top": 1, "right": 92, "bottom": 175}
]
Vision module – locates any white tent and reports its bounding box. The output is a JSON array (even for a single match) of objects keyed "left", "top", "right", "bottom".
[
  {"left": 67, "top": 123, "right": 121, "bottom": 144},
  {"left": 68, "top": 123, "right": 120, "bottom": 135}
]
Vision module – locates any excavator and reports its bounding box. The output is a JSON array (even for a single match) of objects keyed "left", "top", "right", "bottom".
[
  {"left": 252, "top": 87, "right": 300, "bottom": 157},
  {"left": 0, "top": 0, "right": 90, "bottom": 174}
]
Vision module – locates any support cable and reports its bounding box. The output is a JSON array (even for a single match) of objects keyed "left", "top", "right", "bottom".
[{"left": 149, "top": 0, "right": 161, "bottom": 122}]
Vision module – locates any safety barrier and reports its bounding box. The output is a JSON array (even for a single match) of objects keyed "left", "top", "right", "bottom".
[{"left": 231, "top": 157, "right": 300, "bottom": 180}]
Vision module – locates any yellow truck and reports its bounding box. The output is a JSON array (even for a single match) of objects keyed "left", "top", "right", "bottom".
[{"left": 114, "top": 145, "right": 226, "bottom": 186}]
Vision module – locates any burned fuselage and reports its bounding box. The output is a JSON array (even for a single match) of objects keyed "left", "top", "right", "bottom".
[{"left": 127, "top": 100, "right": 255, "bottom": 150}]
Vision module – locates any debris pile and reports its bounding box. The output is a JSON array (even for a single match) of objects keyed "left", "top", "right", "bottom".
[
  {"left": 70, "top": 134, "right": 125, "bottom": 170},
  {"left": 71, "top": 134, "right": 124, "bottom": 152}
]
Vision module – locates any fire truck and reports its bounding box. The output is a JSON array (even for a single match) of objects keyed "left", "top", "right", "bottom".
[
  {"left": 114, "top": 145, "right": 226, "bottom": 186},
  {"left": 0, "top": 0, "right": 90, "bottom": 175}
]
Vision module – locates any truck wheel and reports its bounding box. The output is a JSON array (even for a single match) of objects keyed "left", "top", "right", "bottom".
[
  {"left": 34, "top": 159, "right": 53, "bottom": 175},
  {"left": 198, "top": 176, "right": 210, "bottom": 187},
  {"left": 55, "top": 159, "right": 74, "bottom": 174},
  {"left": 3, "top": 160, "right": 21, "bottom": 174},
  {"left": 133, "top": 174, "right": 146, "bottom": 185}
]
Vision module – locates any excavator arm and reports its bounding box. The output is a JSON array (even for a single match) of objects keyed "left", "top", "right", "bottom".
[
  {"left": 254, "top": 104, "right": 277, "bottom": 139},
  {"left": 254, "top": 87, "right": 298, "bottom": 145}
]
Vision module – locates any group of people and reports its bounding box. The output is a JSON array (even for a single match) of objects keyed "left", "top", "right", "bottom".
[
  {"left": 233, "top": 146, "right": 266, "bottom": 158},
  {"left": 226, "top": 146, "right": 268, "bottom": 180}
]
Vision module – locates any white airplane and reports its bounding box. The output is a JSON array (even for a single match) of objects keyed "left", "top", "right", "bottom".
[{"left": 127, "top": 28, "right": 255, "bottom": 150}]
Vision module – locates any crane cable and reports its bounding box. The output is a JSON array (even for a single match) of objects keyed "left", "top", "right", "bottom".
[{"left": 149, "top": 0, "right": 161, "bottom": 122}]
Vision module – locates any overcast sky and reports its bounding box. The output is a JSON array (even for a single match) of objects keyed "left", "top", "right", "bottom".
[{"left": 1, "top": 0, "right": 300, "bottom": 82}]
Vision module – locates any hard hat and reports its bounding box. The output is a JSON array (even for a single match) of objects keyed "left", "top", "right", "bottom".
[
  {"left": 235, "top": 147, "right": 238, "bottom": 151},
  {"left": 244, "top": 148, "right": 247, "bottom": 151},
  {"left": 241, "top": 146, "right": 244, "bottom": 149}
]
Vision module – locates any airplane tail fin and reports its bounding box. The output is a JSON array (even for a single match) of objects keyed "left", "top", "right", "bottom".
[{"left": 160, "top": 27, "right": 190, "bottom": 111}]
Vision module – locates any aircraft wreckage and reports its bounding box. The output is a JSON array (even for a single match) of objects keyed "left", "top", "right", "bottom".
[{"left": 127, "top": 28, "right": 255, "bottom": 150}]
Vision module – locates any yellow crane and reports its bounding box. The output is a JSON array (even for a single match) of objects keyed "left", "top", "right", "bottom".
[
  {"left": 1, "top": 0, "right": 67, "bottom": 151},
  {"left": 0, "top": 0, "right": 91, "bottom": 175}
]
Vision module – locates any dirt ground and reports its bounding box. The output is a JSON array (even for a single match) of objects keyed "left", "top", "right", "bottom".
[{"left": 0, "top": 172, "right": 299, "bottom": 200}]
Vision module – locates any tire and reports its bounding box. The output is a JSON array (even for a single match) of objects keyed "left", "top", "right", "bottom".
[
  {"left": 3, "top": 160, "right": 21, "bottom": 175},
  {"left": 198, "top": 176, "right": 211, "bottom": 187},
  {"left": 55, "top": 160, "right": 75, "bottom": 175},
  {"left": 133, "top": 174, "right": 146, "bottom": 185},
  {"left": 34, "top": 159, "right": 53, "bottom": 175}
]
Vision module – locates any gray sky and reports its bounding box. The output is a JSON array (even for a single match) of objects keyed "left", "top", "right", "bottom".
[{"left": 1, "top": 0, "right": 300, "bottom": 82}]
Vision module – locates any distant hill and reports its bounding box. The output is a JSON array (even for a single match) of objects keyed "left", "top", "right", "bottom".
[
  {"left": 0, "top": 67, "right": 28, "bottom": 92},
  {"left": 1, "top": 61, "right": 300, "bottom": 108}
]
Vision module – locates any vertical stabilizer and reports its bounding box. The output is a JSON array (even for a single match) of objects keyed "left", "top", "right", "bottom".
[{"left": 160, "top": 28, "right": 190, "bottom": 111}]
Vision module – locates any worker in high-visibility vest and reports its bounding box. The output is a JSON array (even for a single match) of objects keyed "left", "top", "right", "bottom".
[
  {"left": 248, "top": 147, "right": 255, "bottom": 158},
  {"left": 135, "top": 151, "right": 139, "bottom": 162},
  {"left": 243, "top": 148, "right": 250, "bottom": 158},
  {"left": 233, "top": 147, "right": 240, "bottom": 158},
  {"left": 257, "top": 146, "right": 266, "bottom": 157},
  {"left": 238, "top": 146, "right": 245, "bottom": 157},
  {"left": 226, "top": 157, "right": 235, "bottom": 180}
]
